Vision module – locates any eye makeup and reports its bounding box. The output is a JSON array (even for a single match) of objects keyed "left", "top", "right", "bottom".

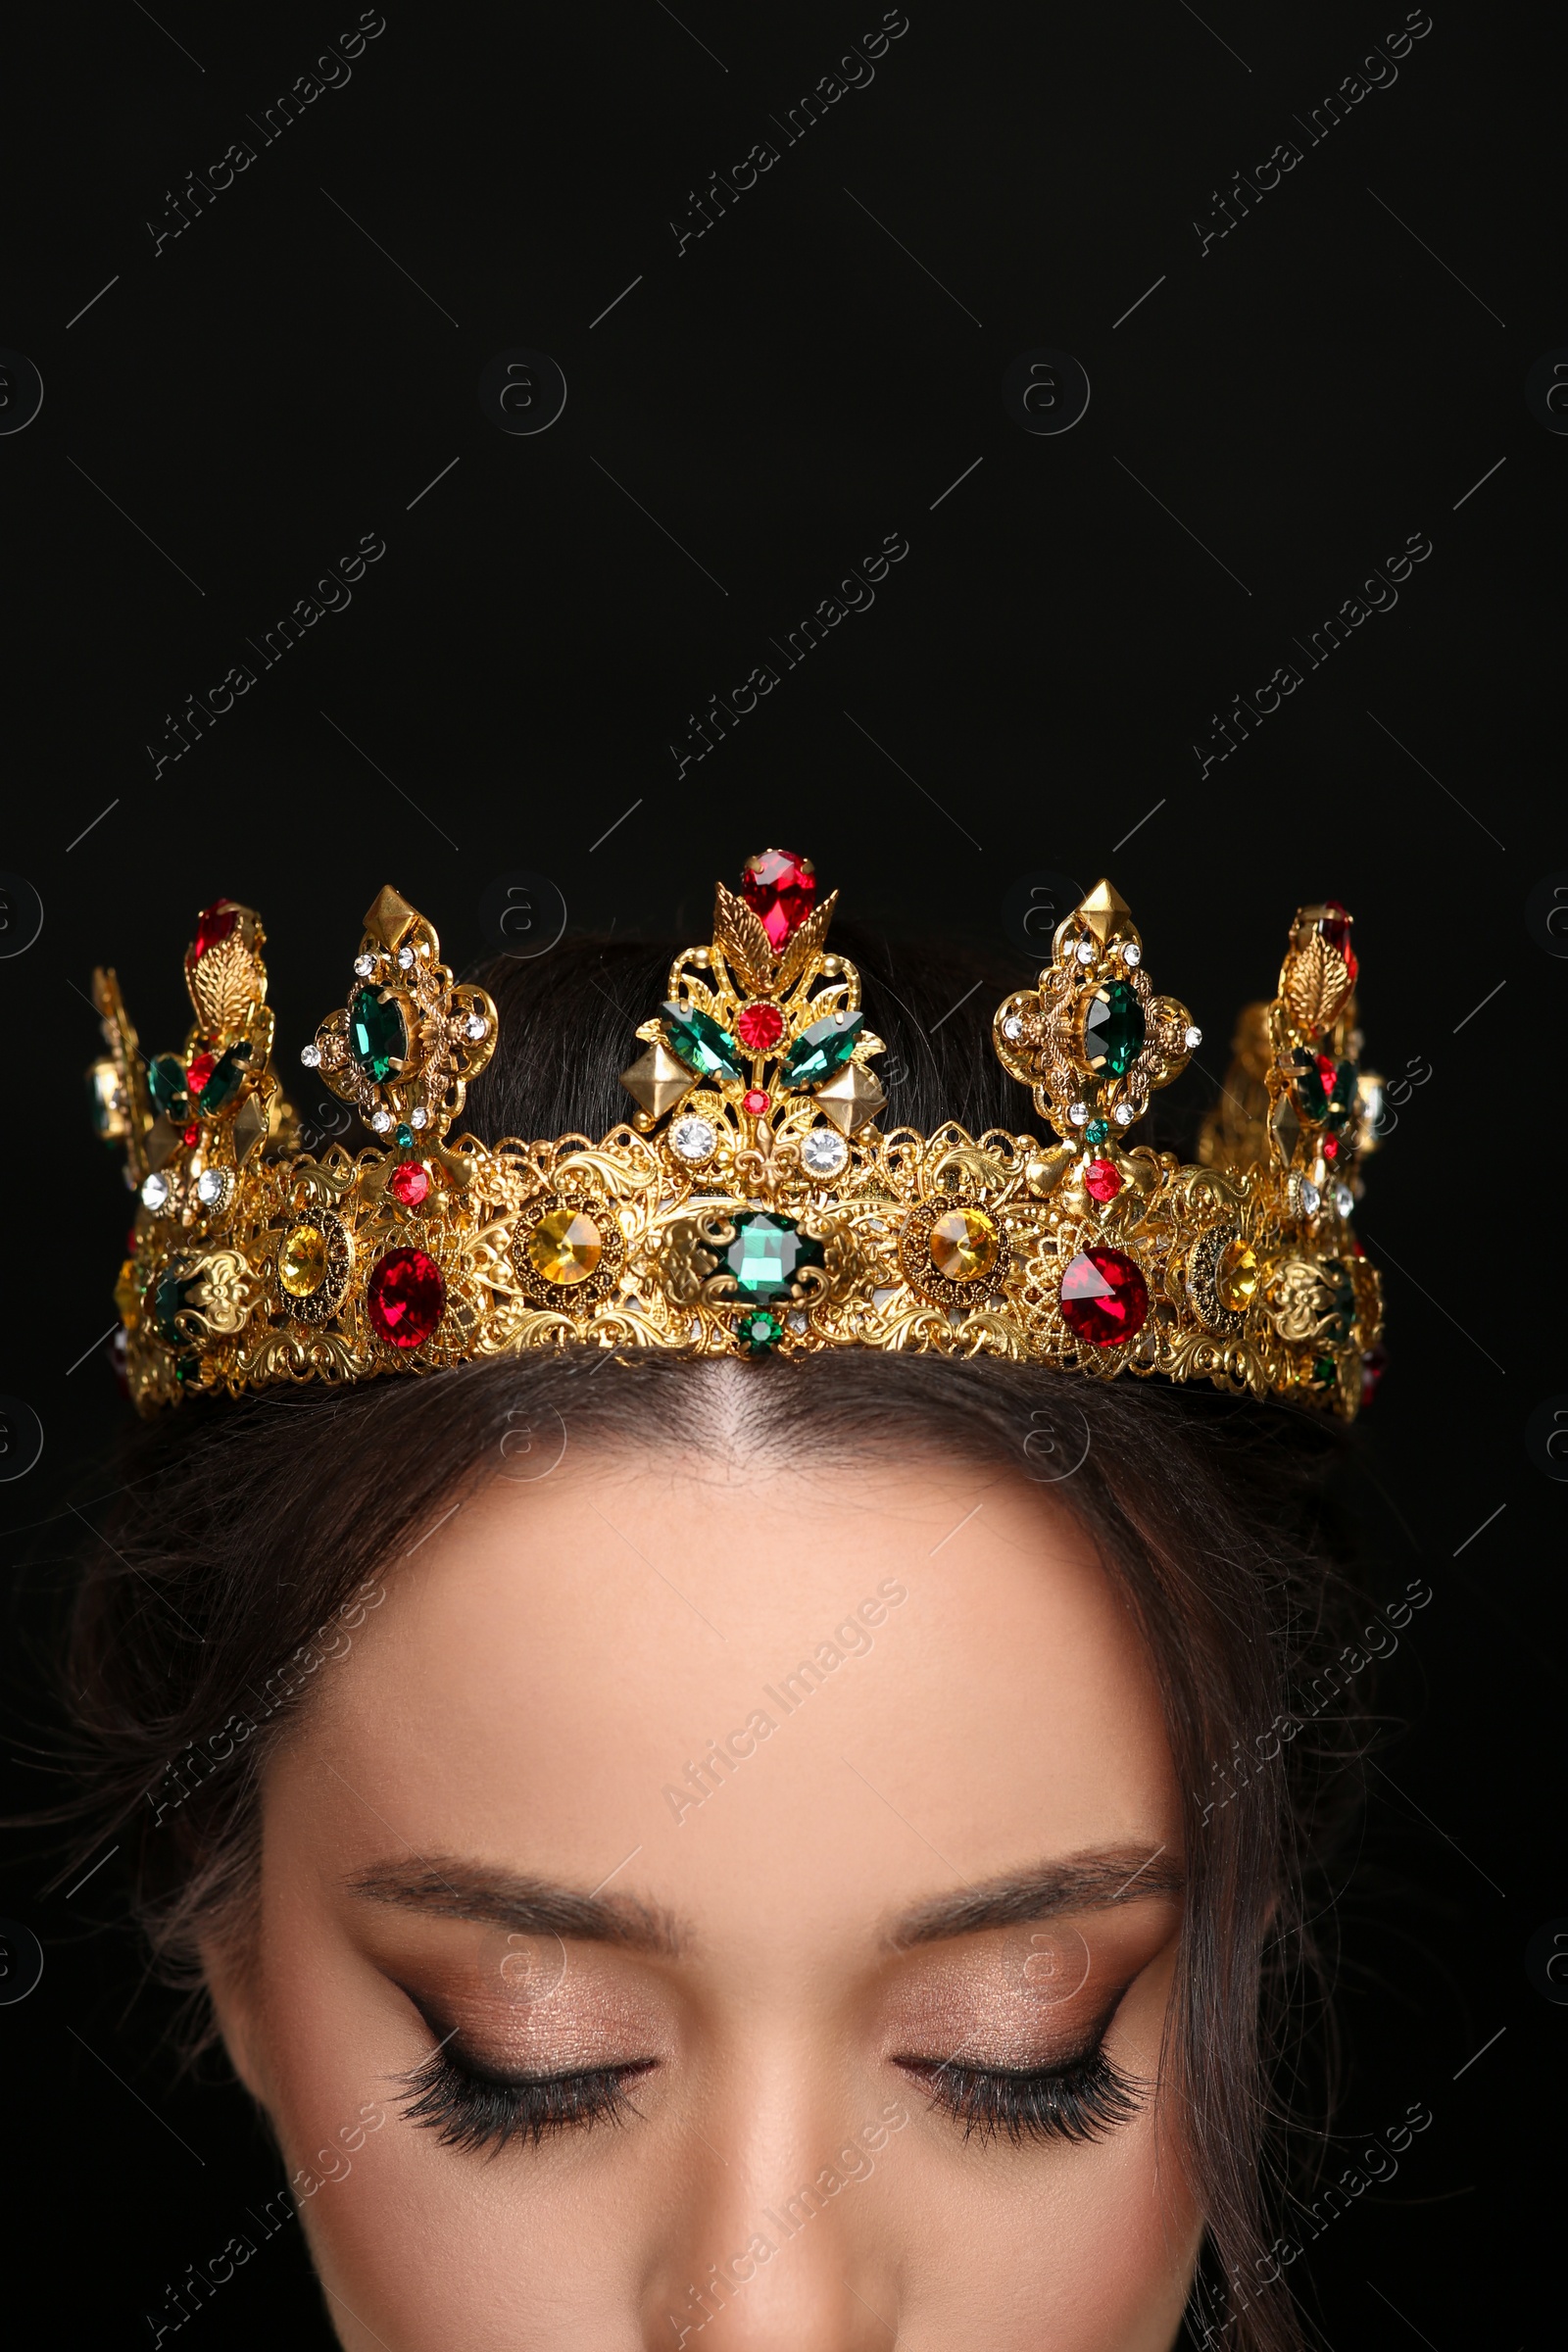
[
  {"left": 395, "top": 2039, "right": 657, "bottom": 2155},
  {"left": 376, "top": 1898, "right": 1177, "bottom": 2162},
  {"left": 899, "top": 2045, "right": 1145, "bottom": 2145},
  {"left": 879, "top": 1903, "right": 1177, "bottom": 2148}
]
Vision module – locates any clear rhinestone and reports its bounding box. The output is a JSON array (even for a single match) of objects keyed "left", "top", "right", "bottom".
[
  {"left": 354, "top": 954, "right": 375, "bottom": 978},
  {"left": 1075, "top": 940, "right": 1096, "bottom": 965},
  {"left": 1298, "top": 1179, "right": 1321, "bottom": 1214},
  {"left": 1003, "top": 1014, "right": 1023, "bottom": 1041},
  {"left": 299, "top": 1043, "right": 320, "bottom": 1068},
  {"left": 410, "top": 1106, "right": 428, "bottom": 1129},
  {"left": 1184, "top": 1025, "right": 1202, "bottom": 1050},
  {"left": 397, "top": 945, "right": 415, "bottom": 969},
  {"left": 1120, "top": 942, "right": 1142, "bottom": 966},
  {"left": 1068, "top": 1102, "right": 1089, "bottom": 1125},
  {"left": 196, "top": 1168, "right": 226, "bottom": 1205},
  {"left": 671, "top": 1115, "right": 716, "bottom": 1163},
  {"left": 1334, "top": 1183, "right": 1354, "bottom": 1216},
  {"left": 465, "top": 1014, "right": 488, "bottom": 1041},
  {"left": 1112, "top": 1102, "right": 1134, "bottom": 1125},
  {"left": 801, "top": 1128, "right": 848, "bottom": 1177},
  {"left": 371, "top": 1109, "right": 393, "bottom": 1134},
  {"left": 140, "top": 1171, "right": 170, "bottom": 1209}
]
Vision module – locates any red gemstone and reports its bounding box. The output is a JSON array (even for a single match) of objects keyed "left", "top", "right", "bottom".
[
  {"left": 367, "top": 1247, "right": 445, "bottom": 1348},
  {"left": 1082, "top": 1157, "right": 1122, "bottom": 1203},
  {"left": 192, "top": 902, "right": 239, "bottom": 960},
  {"left": 1059, "top": 1247, "right": 1149, "bottom": 1348},
  {"left": 182, "top": 1122, "right": 201, "bottom": 1148},
  {"left": 740, "top": 849, "right": 816, "bottom": 953},
  {"left": 743, "top": 1089, "right": 770, "bottom": 1115},
  {"left": 736, "top": 1002, "right": 785, "bottom": 1053},
  {"left": 1322, "top": 1134, "right": 1339, "bottom": 1161},
  {"left": 186, "top": 1050, "right": 217, "bottom": 1097},
  {"left": 389, "top": 1162, "right": 430, "bottom": 1207},
  {"left": 1318, "top": 901, "right": 1358, "bottom": 986}
]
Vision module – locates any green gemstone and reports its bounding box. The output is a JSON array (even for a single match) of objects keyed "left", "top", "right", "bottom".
[
  {"left": 1323, "top": 1261, "right": 1356, "bottom": 1344},
  {"left": 738, "top": 1308, "right": 786, "bottom": 1354},
  {"left": 780, "top": 1008, "right": 863, "bottom": 1088},
  {"left": 1085, "top": 1118, "right": 1109, "bottom": 1146},
  {"left": 1290, "top": 1051, "right": 1358, "bottom": 1130},
  {"left": 1326, "top": 1059, "right": 1358, "bottom": 1132},
  {"left": 1291, "top": 1053, "right": 1328, "bottom": 1121},
  {"left": 1312, "top": 1354, "right": 1338, "bottom": 1387},
  {"left": 349, "top": 986, "right": 408, "bottom": 1085},
  {"left": 198, "top": 1042, "right": 252, "bottom": 1112},
  {"left": 154, "top": 1268, "right": 199, "bottom": 1346},
  {"left": 718, "top": 1211, "right": 824, "bottom": 1303},
  {"left": 1082, "top": 980, "right": 1145, "bottom": 1077},
  {"left": 662, "top": 1000, "right": 743, "bottom": 1084},
  {"left": 147, "top": 1053, "right": 189, "bottom": 1118},
  {"left": 395, "top": 1123, "right": 414, "bottom": 1147}
]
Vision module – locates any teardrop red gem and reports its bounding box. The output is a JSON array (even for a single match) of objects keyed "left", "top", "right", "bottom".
[
  {"left": 193, "top": 902, "right": 239, "bottom": 960},
  {"left": 740, "top": 850, "right": 816, "bottom": 952}
]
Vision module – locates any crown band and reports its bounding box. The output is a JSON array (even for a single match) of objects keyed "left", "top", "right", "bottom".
[{"left": 89, "top": 859, "right": 1385, "bottom": 1417}]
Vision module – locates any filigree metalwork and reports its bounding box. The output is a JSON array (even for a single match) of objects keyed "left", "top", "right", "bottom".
[{"left": 90, "top": 870, "right": 1386, "bottom": 1418}]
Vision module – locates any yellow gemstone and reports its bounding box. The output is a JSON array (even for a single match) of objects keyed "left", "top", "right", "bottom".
[
  {"left": 279, "top": 1221, "right": 328, "bottom": 1298},
  {"left": 114, "top": 1257, "right": 140, "bottom": 1328},
  {"left": 929, "top": 1205, "right": 1000, "bottom": 1282},
  {"left": 528, "top": 1207, "right": 604, "bottom": 1287},
  {"left": 1217, "top": 1237, "right": 1259, "bottom": 1311}
]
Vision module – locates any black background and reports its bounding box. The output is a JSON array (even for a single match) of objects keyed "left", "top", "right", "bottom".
[{"left": 1, "top": 2, "right": 1562, "bottom": 2344}]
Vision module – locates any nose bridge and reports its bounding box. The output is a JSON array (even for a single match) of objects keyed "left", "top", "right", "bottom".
[{"left": 642, "top": 2085, "right": 900, "bottom": 2351}]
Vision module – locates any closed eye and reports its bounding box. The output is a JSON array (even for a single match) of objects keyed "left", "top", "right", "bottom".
[
  {"left": 394, "top": 2043, "right": 657, "bottom": 2156},
  {"left": 896, "top": 2044, "right": 1145, "bottom": 2144}
]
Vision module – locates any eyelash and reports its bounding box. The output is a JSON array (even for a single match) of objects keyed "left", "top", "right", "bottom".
[
  {"left": 395, "top": 2040, "right": 1143, "bottom": 2159},
  {"left": 395, "top": 2045, "right": 653, "bottom": 2155},
  {"left": 902, "top": 2046, "right": 1146, "bottom": 2145}
]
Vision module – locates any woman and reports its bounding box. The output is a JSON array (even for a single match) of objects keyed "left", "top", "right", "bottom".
[{"left": 70, "top": 855, "right": 1382, "bottom": 2349}]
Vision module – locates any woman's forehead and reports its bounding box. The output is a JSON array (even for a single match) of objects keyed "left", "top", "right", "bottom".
[{"left": 269, "top": 1455, "right": 1180, "bottom": 1961}]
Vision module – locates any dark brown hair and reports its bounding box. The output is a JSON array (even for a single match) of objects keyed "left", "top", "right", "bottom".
[{"left": 57, "top": 922, "right": 1369, "bottom": 2352}]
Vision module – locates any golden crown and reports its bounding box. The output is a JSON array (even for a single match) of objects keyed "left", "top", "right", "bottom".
[{"left": 88, "top": 857, "right": 1385, "bottom": 1418}]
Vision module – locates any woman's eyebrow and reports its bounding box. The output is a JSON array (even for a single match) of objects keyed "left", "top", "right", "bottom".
[
  {"left": 349, "top": 1860, "right": 686, "bottom": 1956},
  {"left": 888, "top": 1848, "right": 1186, "bottom": 1948}
]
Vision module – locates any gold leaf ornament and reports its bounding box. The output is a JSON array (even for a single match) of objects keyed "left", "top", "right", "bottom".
[{"left": 1282, "top": 930, "right": 1352, "bottom": 1040}]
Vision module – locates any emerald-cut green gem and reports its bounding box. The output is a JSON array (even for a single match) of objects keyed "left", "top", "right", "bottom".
[
  {"left": 1323, "top": 1261, "right": 1356, "bottom": 1344},
  {"left": 1291, "top": 1052, "right": 1357, "bottom": 1130},
  {"left": 154, "top": 1268, "right": 199, "bottom": 1346},
  {"left": 148, "top": 1054, "right": 189, "bottom": 1118},
  {"left": 198, "top": 1042, "right": 252, "bottom": 1112},
  {"left": 1326, "top": 1059, "right": 1358, "bottom": 1132},
  {"left": 349, "top": 986, "right": 408, "bottom": 1084},
  {"left": 662, "top": 1000, "right": 743, "bottom": 1084},
  {"left": 737, "top": 1308, "right": 786, "bottom": 1354},
  {"left": 718, "top": 1211, "right": 824, "bottom": 1303},
  {"left": 1085, "top": 1118, "right": 1109, "bottom": 1146},
  {"left": 780, "top": 1008, "right": 863, "bottom": 1088},
  {"left": 1082, "top": 980, "right": 1145, "bottom": 1077}
]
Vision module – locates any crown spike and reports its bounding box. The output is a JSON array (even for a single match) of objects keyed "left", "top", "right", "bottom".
[{"left": 1073, "top": 878, "right": 1134, "bottom": 948}]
